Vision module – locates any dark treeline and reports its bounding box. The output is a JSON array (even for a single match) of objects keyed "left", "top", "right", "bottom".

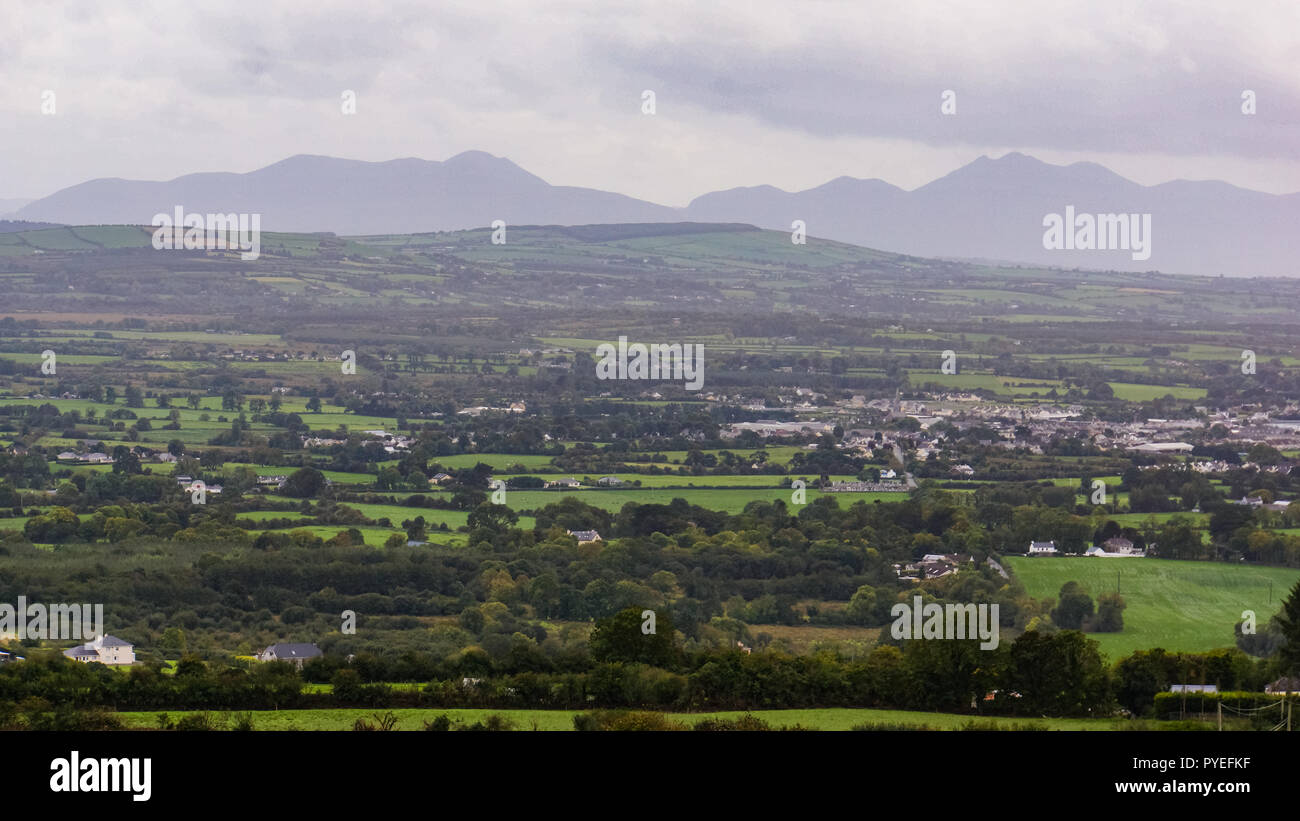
[{"left": 0, "top": 623, "right": 1280, "bottom": 721}]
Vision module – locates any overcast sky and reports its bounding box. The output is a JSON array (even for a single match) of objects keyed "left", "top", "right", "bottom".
[{"left": 3, "top": 0, "right": 1298, "bottom": 205}]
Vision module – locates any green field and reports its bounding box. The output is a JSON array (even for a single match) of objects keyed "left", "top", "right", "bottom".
[
  {"left": 1005, "top": 556, "right": 1300, "bottom": 658},
  {"left": 112, "top": 706, "right": 1124, "bottom": 731}
]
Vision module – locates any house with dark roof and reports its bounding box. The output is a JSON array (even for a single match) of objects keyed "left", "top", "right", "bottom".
[
  {"left": 567, "top": 529, "right": 602, "bottom": 544},
  {"left": 257, "top": 642, "right": 322, "bottom": 669}
]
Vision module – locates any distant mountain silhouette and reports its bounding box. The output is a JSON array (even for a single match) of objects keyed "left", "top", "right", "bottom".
[
  {"left": 688, "top": 152, "right": 1300, "bottom": 277},
  {"left": 15, "top": 151, "right": 1300, "bottom": 276},
  {"left": 13, "top": 151, "right": 677, "bottom": 235}
]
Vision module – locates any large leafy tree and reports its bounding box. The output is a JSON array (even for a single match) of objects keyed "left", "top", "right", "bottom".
[
  {"left": 467, "top": 502, "right": 519, "bottom": 535},
  {"left": 902, "top": 636, "right": 1004, "bottom": 713},
  {"left": 1009, "top": 629, "right": 1110, "bottom": 715},
  {"left": 1051, "top": 581, "right": 1094, "bottom": 630},
  {"left": 282, "top": 466, "right": 325, "bottom": 498},
  {"left": 1275, "top": 580, "right": 1300, "bottom": 675},
  {"left": 588, "top": 607, "right": 677, "bottom": 667}
]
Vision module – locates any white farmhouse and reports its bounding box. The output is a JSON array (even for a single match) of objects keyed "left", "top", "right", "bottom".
[{"left": 63, "top": 635, "right": 135, "bottom": 665}]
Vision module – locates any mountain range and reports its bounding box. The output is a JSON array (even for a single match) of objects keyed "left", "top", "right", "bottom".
[{"left": 11, "top": 151, "right": 1299, "bottom": 277}]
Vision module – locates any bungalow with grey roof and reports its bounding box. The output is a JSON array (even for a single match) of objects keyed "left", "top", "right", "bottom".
[{"left": 257, "top": 642, "right": 322, "bottom": 669}]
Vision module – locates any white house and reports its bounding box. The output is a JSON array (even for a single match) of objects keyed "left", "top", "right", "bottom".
[
  {"left": 1085, "top": 545, "right": 1146, "bottom": 558},
  {"left": 63, "top": 635, "right": 135, "bottom": 666},
  {"left": 1027, "top": 540, "right": 1058, "bottom": 555},
  {"left": 1086, "top": 536, "right": 1146, "bottom": 558}
]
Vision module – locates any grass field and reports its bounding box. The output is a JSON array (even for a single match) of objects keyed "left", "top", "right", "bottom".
[
  {"left": 112, "top": 706, "right": 1127, "bottom": 731},
  {"left": 1005, "top": 556, "right": 1300, "bottom": 658}
]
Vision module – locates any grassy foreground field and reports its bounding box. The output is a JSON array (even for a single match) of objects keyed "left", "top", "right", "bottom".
[
  {"left": 113, "top": 707, "right": 1124, "bottom": 731},
  {"left": 1005, "top": 557, "right": 1300, "bottom": 659}
]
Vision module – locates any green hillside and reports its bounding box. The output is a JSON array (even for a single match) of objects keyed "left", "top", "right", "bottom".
[{"left": 1005, "top": 557, "right": 1300, "bottom": 659}]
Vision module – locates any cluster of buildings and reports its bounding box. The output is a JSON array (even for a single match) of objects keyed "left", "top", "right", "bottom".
[
  {"left": 896, "top": 553, "right": 973, "bottom": 582},
  {"left": 723, "top": 420, "right": 837, "bottom": 437},
  {"left": 823, "top": 478, "right": 910, "bottom": 493},
  {"left": 1024, "top": 538, "right": 1147, "bottom": 558},
  {"left": 55, "top": 635, "right": 325, "bottom": 671}
]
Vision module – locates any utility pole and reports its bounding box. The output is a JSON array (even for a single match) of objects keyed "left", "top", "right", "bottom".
[{"left": 1217, "top": 701, "right": 1222, "bottom": 731}]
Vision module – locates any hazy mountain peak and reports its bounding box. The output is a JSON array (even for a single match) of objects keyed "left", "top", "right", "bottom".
[{"left": 12, "top": 151, "right": 1298, "bottom": 276}]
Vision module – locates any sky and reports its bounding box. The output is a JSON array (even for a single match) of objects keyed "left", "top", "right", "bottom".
[{"left": 3, "top": 0, "right": 1298, "bottom": 206}]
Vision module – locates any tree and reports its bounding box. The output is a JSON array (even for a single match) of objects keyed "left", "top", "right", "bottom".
[
  {"left": 467, "top": 502, "right": 519, "bottom": 535},
  {"left": 1275, "top": 580, "right": 1300, "bottom": 675},
  {"left": 23, "top": 506, "right": 80, "bottom": 543},
  {"left": 1092, "top": 592, "right": 1126, "bottom": 632},
  {"left": 588, "top": 607, "right": 677, "bottom": 667},
  {"left": 1236, "top": 613, "right": 1286, "bottom": 658},
  {"left": 1209, "top": 504, "right": 1254, "bottom": 543},
  {"left": 306, "top": 397, "right": 322, "bottom": 413},
  {"left": 112, "top": 446, "right": 142, "bottom": 475},
  {"left": 402, "top": 516, "right": 427, "bottom": 542},
  {"left": 375, "top": 467, "right": 404, "bottom": 491},
  {"left": 1086, "top": 382, "right": 1114, "bottom": 401},
  {"left": 160, "top": 627, "right": 188, "bottom": 657},
  {"left": 1008, "top": 630, "right": 1110, "bottom": 715},
  {"left": 844, "top": 584, "right": 879, "bottom": 625},
  {"left": 282, "top": 467, "right": 326, "bottom": 498},
  {"left": 1246, "top": 443, "right": 1285, "bottom": 466},
  {"left": 902, "top": 635, "right": 1002, "bottom": 712},
  {"left": 1052, "top": 581, "right": 1094, "bottom": 630},
  {"left": 1156, "top": 517, "right": 1205, "bottom": 559}
]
